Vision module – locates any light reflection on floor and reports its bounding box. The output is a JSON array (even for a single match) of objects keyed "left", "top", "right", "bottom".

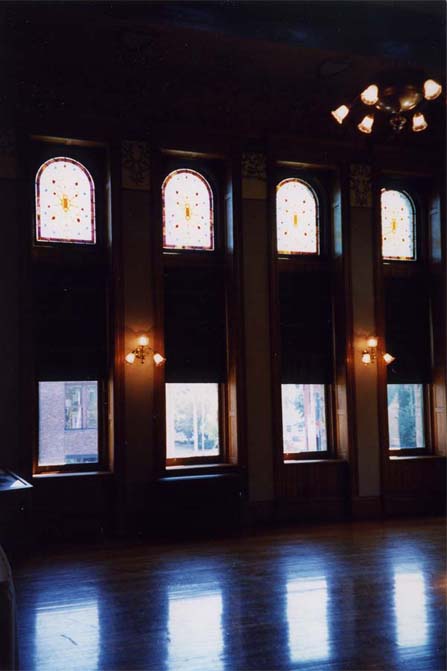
[
  {"left": 34, "top": 598, "right": 100, "bottom": 670},
  {"left": 286, "top": 575, "right": 330, "bottom": 664},
  {"left": 393, "top": 568, "right": 428, "bottom": 649},
  {"left": 167, "top": 585, "right": 224, "bottom": 671}
]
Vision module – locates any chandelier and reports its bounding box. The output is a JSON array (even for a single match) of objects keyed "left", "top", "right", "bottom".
[{"left": 331, "top": 70, "right": 443, "bottom": 134}]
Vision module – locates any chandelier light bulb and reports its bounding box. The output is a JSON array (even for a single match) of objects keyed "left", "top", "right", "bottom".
[
  {"left": 331, "top": 104, "right": 350, "bottom": 124},
  {"left": 360, "top": 84, "right": 379, "bottom": 106},
  {"left": 358, "top": 114, "right": 374, "bottom": 134},
  {"left": 423, "top": 79, "right": 442, "bottom": 101},
  {"left": 137, "top": 335, "right": 150, "bottom": 347},
  {"left": 412, "top": 112, "right": 428, "bottom": 133}
]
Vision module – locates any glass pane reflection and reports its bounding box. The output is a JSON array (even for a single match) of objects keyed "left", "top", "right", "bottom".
[
  {"left": 35, "top": 599, "right": 99, "bottom": 670},
  {"left": 286, "top": 577, "right": 330, "bottom": 663},
  {"left": 167, "top": 587, "right": 223, "bottom": 671},
  {"left": 394, "top": 570, "right": 428, "bottom": 648}
]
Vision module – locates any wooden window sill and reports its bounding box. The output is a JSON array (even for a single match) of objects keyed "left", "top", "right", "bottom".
[
  {"left": 284, "top": 458, "right": 347, "bottom": 465},
  {"left": 163, "top": 463, "right": 240, "bottom": 477},
  {"left": 33, "top": 470, "right": 114, "bottom": 479},
  {"left": 389, "top": 455, "right": 445, "bottom": 461}
]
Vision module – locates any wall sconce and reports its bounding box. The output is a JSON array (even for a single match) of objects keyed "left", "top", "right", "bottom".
[
  {"left": 125, "top": 335, "right": 166, "bottom": 367},
  {"left": 361, "top": 336, "right": 395, "bottom": 366}
]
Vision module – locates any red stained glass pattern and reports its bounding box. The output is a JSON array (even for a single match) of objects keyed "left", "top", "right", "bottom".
[
  {"left": 276, "top": 179, "right": 319, "bottom": 255},
  {"left": 162, "top": 169, "right": 214, "bottom": 251},
  {"left": 35, "top": 157, "right": 95, "bottom": 244},
  {"left": 381, "top": 189, "right": 415, "bottom": 260}
]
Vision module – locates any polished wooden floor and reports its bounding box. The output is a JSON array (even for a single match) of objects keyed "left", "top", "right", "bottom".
[{"left": 14, "top": 517, "right": 446, "bottom": 671}]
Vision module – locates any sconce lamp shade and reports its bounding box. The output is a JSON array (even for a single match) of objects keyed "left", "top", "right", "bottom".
[
  {"left": 383, "top": 352, "right": 396, "bottom": 365},
  {"left": 367, "top": 336, "right": 378, "bottom": 348},
  {"left": 361, "top": 350, "right": 372, "bottom": 365},
  {"left": 125, "top": 352, "right": 136, "bottom": 365},
  {"left": 137, "top": 335, "right": 150, "bottom": 347},
  {"left": 153, "top": 353, "right": 166, "bottom": 366}
]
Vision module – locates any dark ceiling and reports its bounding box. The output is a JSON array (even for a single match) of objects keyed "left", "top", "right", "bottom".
[
  {"left": 105, "top": 0, "right": 446, "bottom": 74},
  {"left": 1, "top": 1, "right": 445, "bottom": 144}
]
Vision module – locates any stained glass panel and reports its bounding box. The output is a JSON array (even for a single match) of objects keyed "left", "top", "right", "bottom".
[
  {"left": 163, "top": 169, "right": 214, "bottom": 251},
  {"left": 381, "top": 189, "right": 415, "bottom": 260},
  {"left": 276, "top": 179, "right": 319, "bottom": 255},
  {"left": 36, "top": 157, "right": 95, "bottom": 244}
]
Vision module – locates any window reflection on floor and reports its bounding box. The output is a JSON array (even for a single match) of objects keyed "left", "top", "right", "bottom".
[
  {"left": 394, "top": 569, "right": 428, "bottom": 648},
  {"left": 34, "top": 599, "right": 99, "bottom": 670},
  {"left": 286, "top": 576, "right": 330, "bottom": 664},
  {"left": 167, "top": 586, "right": 224, "bottom": 671}
]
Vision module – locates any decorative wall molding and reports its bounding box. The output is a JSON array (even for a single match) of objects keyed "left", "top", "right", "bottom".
[
  {"left": 121, "top": 141, "right": 150, "bottom": 190},
  {"left": 0, "top": 128, "right": 17, "bottom": 179},
  {"left": 242, "top": 152, "right": 267, "bottom": 199},
  {"left": 350, "top": 164, "right": 372, "bottom": 207}
]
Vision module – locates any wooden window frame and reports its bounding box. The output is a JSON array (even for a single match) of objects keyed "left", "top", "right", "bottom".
[
  {"left": 34, "top": 378, "right": 109, "bottom": 475},
  {"left": 29, "top": 137, "right": 112, "bottom": 476},
  {"left": 380, "top": 178, "right": 432, "bottom": 458},
  {"left": 271, "top": 167, "right": 336, "bottom": 463},
  {"left": 158, "top": 155, "right": 234, "bottom": 470}
]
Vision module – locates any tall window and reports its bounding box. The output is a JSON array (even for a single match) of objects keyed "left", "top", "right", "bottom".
[
  {"left": 161, "top": 162, "right": 231, "bottom": 466},
  {"left": 381, "top": 189, "right": 415, "bottom": 261},
  {"left": 382, "top": 183, "right": 430, "bottom": 454},
  {"left": 31, "top": 141, "right": 109, "bottom": 473},
  {"left": 35, "top": 157, "right": 96, "bottom": 244},
  {"left": 274, "top": 172, "right": 333, "bottom": 459}
]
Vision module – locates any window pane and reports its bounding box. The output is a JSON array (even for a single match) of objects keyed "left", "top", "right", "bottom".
[
  {"left": 162, "top": 169, "right": 214, "bottom": 251},
  {"left": 281, "top": 384, "right": 327, "bottom": 453},
  {"left": 36, "top": 157, "right": 95, "bottom": 244},
  {"left": 276, "top": 179, "right": 318, "bottom": 255},
  {"left": 387, "top": 384, "right": 425, "bottom": 449},
  {"left": 39, "top": 381, "right": 99, "bottom": 466},
  {"left": 381, "top": 189, "right": 415, "bottom": 260},
  {"left": 166, "top": 383, "right": 219, "bottom": 459}
]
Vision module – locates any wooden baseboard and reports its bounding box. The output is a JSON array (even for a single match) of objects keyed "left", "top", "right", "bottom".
[{"left": 351, "top": 496, "right": 383, "bottom": 520}]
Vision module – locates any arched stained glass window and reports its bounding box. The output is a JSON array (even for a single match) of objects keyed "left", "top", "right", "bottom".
[
  {"left": 162, "top": 169, "right": 214, "bottom": 251},
  {"left": 35, "top": 157, "right": 96, "bottom": 244},
  {"left": 381, "top": 189, "right": 415, "bottom": 260},
  {"left": 276, "top": 179, "right": 319, "bottom": 255}
]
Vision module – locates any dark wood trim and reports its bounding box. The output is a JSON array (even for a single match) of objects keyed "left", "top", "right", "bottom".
[
  {"left": 151, "top": 147, "right": 167, "bottom": 477},
  {"left": 351, "top": 496, "right": 383, "bottom": 520},
  {"left": 268, "top": 156, "right": 349, "bottom": 502},
  {"left": 25, "top": 133, "right": 113, "bottom": 477},
  {"left": 152, "top": 146, "right": 246, "bottom": 473}
]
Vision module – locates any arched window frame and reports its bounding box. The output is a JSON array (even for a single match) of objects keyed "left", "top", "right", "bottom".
[
  {"left": 276, "top": 177, "right": 320, "bottom": 256},
  {"left": 35, "top": 156, "right": 96, "bottom": 245},
  {"left": 29, "top": 140, "right": 111, "bottom": 476},
  {"left": 162, "top": 168, "right": 215, "bottom": 252},
  {"left": 379, "top": 178, "right": 433, "bottom": 458},
  {"left": 271, "top": 167, "right": 338, "bottom": 466},
  {"left": 155, "top": 155, "right": 243, "bottom": 472},
  {"left": 381, "top": 188, "right": 417, "bottom": 262}
]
